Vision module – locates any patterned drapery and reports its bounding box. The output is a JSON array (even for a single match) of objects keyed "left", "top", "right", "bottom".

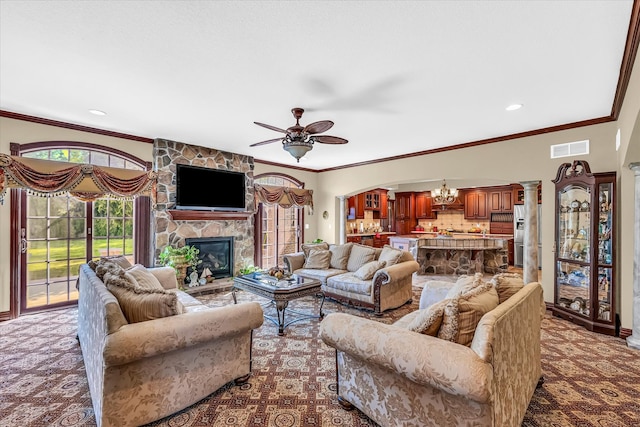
[
  {"left": 0, "top": 153, "right": 157, "bottom": 204},
  {"left": 254, "top": 184, "right": 313, "bottom": 210}
]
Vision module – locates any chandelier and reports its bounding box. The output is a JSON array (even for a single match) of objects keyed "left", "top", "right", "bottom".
[{"left": 432, "top": 180, "right": 458, "bottom": 204}]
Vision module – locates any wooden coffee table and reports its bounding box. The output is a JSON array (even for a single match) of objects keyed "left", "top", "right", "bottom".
[{"left": 233, "top": 272, "right": 324, "bottom": 335}]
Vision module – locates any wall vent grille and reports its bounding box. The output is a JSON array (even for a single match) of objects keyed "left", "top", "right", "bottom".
[{"left": 550, "top": 140, "right": 589, "bottom": 159}]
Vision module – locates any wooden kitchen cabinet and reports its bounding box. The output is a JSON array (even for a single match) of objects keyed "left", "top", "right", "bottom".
[
  {"left": 464, "top": 190, "right": 488, "bottom": 220},
  {"left": 415, "top": 191, "right": 436, "bottom": 219},
  {"left": 379, "top": 190, "right": 388, "bottom": 219},
  {"left": 348, "top": 194, "right": 365, "bottom": 219},
  {"left": 489, "top": 187, "right": 514, "bottom": 214},
  {"left": 394, "top": 192, "right": 416, "bottom": 234},
  {"left": 364, "top": 191, "right": 380, "bottom": 210}
]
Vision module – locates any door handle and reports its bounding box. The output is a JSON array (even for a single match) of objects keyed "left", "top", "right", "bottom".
[{"left": 20, "top": 238, "right": 27, "bottom": 253}]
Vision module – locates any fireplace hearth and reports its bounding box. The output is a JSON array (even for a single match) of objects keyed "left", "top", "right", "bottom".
[{"left": 186, "top": 237, "right": 234, "bottom": 279}]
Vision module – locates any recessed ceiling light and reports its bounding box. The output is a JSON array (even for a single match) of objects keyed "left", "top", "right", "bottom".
[
  {"left": 89, "top": 109, "right": 107, "bottom": 116},
  {"left": 505, "top": 104, "right": 523, "bottom": 111}
]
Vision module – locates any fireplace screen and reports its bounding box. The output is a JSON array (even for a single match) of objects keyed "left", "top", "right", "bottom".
[{"left": 185, "top": 237, "right": 234, "bottom": 279}]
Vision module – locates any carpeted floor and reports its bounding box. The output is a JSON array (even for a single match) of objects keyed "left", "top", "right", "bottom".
[{"left": 1, "top": 286, "right": 639, "bottom": 427}]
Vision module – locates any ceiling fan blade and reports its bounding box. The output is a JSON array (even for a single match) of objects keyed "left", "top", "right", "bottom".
[
  {"left": 303, "top": 120, "right": 334, "bottom": 134},
  {"left": 249, "top": 137, "right": 283, "bottom": 147},
  {"left": 254, "top": 121, "right": 288, "bottom": 134},
  {"left": 313, "top": 135, "right": 348, "bottom": 144}
]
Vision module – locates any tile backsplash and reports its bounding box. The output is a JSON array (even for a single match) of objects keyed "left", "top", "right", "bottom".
[{"left": 418, "top": 211, "right": 488, "bottom": 232}]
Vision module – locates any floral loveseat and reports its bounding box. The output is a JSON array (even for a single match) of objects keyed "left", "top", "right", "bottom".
[
  {"left": 283, "top": 242, "right": 419, "bottom": 315},
  {"left": 320, "top": 273, "right": 545, "bottom": 426},
  {"left": 77, "top": 259, "right": 264, "bottom": 427}
]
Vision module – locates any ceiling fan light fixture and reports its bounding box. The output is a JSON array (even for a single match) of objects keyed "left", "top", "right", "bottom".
[{"left": 283, "top": 139, "right": 313, "bottom": 162}]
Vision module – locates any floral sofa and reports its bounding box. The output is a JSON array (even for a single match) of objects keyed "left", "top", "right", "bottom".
[
  {"left": 320, "top": 273, "right": 545, "bottom": 426},
  {"left": 283, "top": 242, "right": 419, "bottom": 315},
  {"left": 76, "top": 259, "right": 264, "bottom": 427}
]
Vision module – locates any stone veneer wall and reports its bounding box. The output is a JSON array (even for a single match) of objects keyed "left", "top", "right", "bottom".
[{"left": 152, "top": 139, "right": 255, "bottom": 275}]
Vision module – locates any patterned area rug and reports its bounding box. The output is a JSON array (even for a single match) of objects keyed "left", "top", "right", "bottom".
[{"left": 1, "top": 287, "right": 639, "bottom": 427}]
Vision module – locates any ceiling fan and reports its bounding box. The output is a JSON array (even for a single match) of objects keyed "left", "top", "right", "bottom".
[{"left": 251, "top": 107, "right": 348, "bottom": 162}]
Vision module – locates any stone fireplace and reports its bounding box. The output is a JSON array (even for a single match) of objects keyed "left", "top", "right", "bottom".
[
  {"left": 186, "top": 236, "right": 234, "bottom": 279},
  {"left": 152, "top": 139, "right": 255, "bottom": 276}
]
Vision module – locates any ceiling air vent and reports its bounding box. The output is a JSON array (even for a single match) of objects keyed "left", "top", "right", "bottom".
[{"left": 550, "top": 140, "right": 589, "bottom": 159}]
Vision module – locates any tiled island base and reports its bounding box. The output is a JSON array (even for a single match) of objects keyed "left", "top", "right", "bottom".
[{"left": 417, "top": 237, "right": 510, "bottom": 275}]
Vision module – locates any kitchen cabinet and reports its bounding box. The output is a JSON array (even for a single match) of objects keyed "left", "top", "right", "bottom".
[
  {"left": 552, "top": 160, "right": 617, "bottom": 336},
  {"left": 513, "top": 183, "right": 541, "bottom": 204},
  {"left": 364, "top": 191, "right": 380, "bottom": 210},
  {"left": 379, "top": 190, "right": 388, "bottom": 219},
  {"left": 464, "top": 190, "right": 488, "bottom": 220},
  {"left": 489, "top": 222, "right": 514, "bottom": 265},
  {"left": 415, "top": 191, "right": 436, "bottom": 219},
  {"left": 394, "top": 192, "right": 417, "bottom": 234},
  {"left": 373, "top": 234, "right": 390, "bottom": 248},
  {"left": 347, "top": 194, "right": 365, "bottom": 219},
  {"left": 488, "top": 187, "right": 513, "bottom": 214}
]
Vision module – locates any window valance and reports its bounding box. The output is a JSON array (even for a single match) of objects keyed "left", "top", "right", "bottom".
[
  {"left": 254, "top": 184, "right": 313, "bottom": 210},
  {"left": 0, "top": 154, "right": 157, "bottom": 203}
]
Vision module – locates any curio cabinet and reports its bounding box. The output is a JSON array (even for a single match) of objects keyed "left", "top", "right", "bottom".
[{"left": 552, "top": 160, "right": 617, "bottom": 335}]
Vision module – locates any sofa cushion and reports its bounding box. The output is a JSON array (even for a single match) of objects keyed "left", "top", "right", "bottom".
[
  {"left": 439, "top": 281, "right": 499, "bottom": 346},
  {"left": 302, "top": 242, "right": 330, "bottom": 258},
  {"left": 326, "top": 273, "right": 372, "bottom": 296},
  {"left": 304, "top": 249, "right": 332, "bottom": 269},
  {"left": 354, "top": 260, "right": 386, "bottom": 281},
  {"left": 445, "top": 273, "right": 484, "bottom": 299},
  {"left": 329, "top": 243, "right": 353, "bottom": 270},
  {"left": 405, "top": 298, "right": 448, "bottom": 336},
  {"left": 347, "top": 244, "right": 377, "bottom": 272},
  {"left": 377, "top": 245, "right": 404, "bottom": 267},
  {"left": 104, "top": 271, "right": 180, "bottom": 323},
  {"left": 126, "top": 264, "right": 164, "bottom": 291},
  {"left": 294, "top": 268, "right": 346, "bottom": 285},
  {"left": 490, "top": 272, "right": 525, "bottom": 304}
]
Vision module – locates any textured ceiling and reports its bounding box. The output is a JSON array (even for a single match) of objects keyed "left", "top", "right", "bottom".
[{"left": 0, "top": 1, "right": 634, "bottom": 170}]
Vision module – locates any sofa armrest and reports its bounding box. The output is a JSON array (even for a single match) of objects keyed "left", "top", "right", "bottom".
[
  {"left": 373, "top": 260, "right": 419, "bottom": 284},
  {"left": 319, "top": 312, "right": 492, "bottom": 403},
  {"left": 283, "top": 252, "right": 305, "bottom": 273},
  {"left": 147, "top": 266, "right": 179, "bottom": 290},
  {"left": 103, "top": 302, "right": 264, "bottom": 366}
]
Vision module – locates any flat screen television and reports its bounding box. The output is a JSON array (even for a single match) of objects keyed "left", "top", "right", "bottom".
[{"left": 175, "top": 164, "right": 246, "bottom": 211}]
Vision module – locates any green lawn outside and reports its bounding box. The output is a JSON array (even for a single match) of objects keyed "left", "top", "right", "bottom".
[{"left": 27, "top": 238, "right": 133, "bottom": 282}]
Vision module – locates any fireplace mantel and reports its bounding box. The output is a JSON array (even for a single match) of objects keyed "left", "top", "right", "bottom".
[{"left": 167, "top": 209, "right": 253, "bottom": 221}]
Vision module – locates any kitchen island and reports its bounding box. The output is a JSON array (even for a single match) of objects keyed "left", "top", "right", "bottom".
[
  {"left": 346, "top": 231, "right": 396, "bottom": 248},
  {"left": 413, "top": 234, "right": 513, "bottom": 275}
]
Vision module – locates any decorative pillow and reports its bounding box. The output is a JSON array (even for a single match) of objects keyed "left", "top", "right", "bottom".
[
  {"left": 329, "top": 243, "right": 353, "bottom": 270},
  {"left": 94, "top": 261, "right": 124, "bottom": 281},
  {"left": 100, "top": 255, "right": 133, "bottom": 269},
  {"left": 406, "top": 298, "right": 448, "bottom": 336},
  {"left": 303, "top": 249, "right": 332, "bottom": 269},
  {"left": 438, "top": 281, "right": 499, "bottom": 346},
  {"left": 104, "top": 271, "right": 180, "bottom": 324},
  {"left": 302, "top": 242, "right": 330, "bottom": 258},
  {"left": 353, "top": 260, "right": 386, "bottom": 281},
  {"left": 377, "top": 245, "right": 404, "bottom": 267},
  {"left": 445, "top": 273, "right": 484, "bottom": 299},
  {"left": 490, "top": 272, "right": 525, "bottom": 304},
  {"left": 346, "top": 244, "right": 377, "bottom": 272},
  {"left": 126, "top": 264, "right": 164, "bottom": 291}
]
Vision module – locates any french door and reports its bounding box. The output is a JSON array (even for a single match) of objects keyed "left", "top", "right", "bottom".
[{"left": 259, "top": 203, "right": 301, "bottom": 268}]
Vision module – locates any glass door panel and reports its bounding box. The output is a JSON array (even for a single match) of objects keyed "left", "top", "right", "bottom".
[{"left": 556, "top": 261, "right": 590, "bottom": 317}]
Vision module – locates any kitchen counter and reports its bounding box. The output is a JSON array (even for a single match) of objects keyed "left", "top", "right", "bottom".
[
  {"left": 410, "top": 231, "right": 513, "bottom": 239},
  {"left": 347, "top": 232, "right": 396, "bottom": 237},
  {"left": 415, "top": 236, "right": 510, "bottom": 275}
]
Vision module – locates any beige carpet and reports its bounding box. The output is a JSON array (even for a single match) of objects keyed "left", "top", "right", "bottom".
[{"left": 1, "top": 285, "right": 639, "bottom": 426}]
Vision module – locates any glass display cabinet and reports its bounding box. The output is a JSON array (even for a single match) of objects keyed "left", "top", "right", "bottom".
[{"left": 552, "top": 160, "right": 617, "bottom": 335}]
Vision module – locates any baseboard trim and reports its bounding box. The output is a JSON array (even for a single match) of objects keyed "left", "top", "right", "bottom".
[
  {"left": 0, "top": 311, "right": 12, "bottom": 322},
  {"left": 620, "top": 328, "right": 632, "bottom": 340}
]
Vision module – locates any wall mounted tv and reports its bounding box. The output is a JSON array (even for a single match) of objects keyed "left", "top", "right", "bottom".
[{"left": 175, "top": 164, "right": 246, "bottom": 211}]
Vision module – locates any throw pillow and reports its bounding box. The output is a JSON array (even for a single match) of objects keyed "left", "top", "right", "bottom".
[
  {"left": 438, "top": 281, "right": 499, "bottom": 346},
  {"left": 303, "top": 249, "right": 332, "bottom": 269},
  {"left": 94, "top": 260, "right": 124, "bottom": 281},
  {"left": 104, "top": 271, "right": 180, "bottom": 323},
  {"left": 329, "top": 243, "right": 353, "bottom": 270},
  {"left": 377, "top": 245, "right": 404, "bottom": 267},
  {"left": 302, "top": 242, "right": 330, "bottom": 258},
  {"left": 126, "top": 264, "right": 164, "bottom": 291},
  {"left": 490, "top": 272, "right": 525, "bottom": 304},
  {"left": 353, "top": 260, "right": 386, "bottom": 280},
  {"left": 406, "top": 298, "right": 448, "bottom": 336},
  {"left": 100, "top": 255, "right": 133, "bottom": 269},
  {"left": 445, "top": 273, "right": 484, "bottom": 299},
  {"left": 346, "top": 244, "right": 377, "bottom": 272}
]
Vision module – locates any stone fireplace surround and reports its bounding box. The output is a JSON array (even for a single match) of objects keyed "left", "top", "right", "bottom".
[{"left": 152, "top": 139, "right": 255, "bottom": 277}]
